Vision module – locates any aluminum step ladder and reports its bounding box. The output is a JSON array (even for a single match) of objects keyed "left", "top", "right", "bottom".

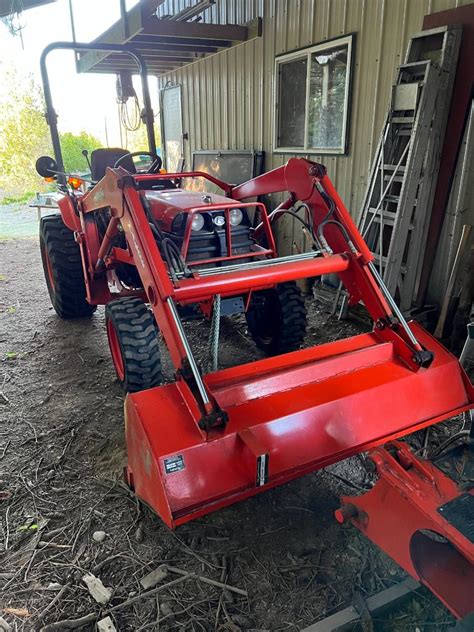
[{"left": 358, "top": 26, "right": 461, "bottom": 311}]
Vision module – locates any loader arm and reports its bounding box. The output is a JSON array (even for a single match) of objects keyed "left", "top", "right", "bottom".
[{"left": 232, "top": 158, "right": 431, "bottom": 368}]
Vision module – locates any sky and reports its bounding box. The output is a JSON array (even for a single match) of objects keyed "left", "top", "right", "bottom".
[{"left": 0, "top": 0, "right": 158, "bottom": 146}]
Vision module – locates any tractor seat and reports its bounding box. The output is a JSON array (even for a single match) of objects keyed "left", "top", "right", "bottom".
[{"left": 90, "top": 148, "right": 136, "bottom": 181}]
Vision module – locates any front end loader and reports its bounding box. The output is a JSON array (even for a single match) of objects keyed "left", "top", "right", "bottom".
[{"left": 36, "top": 41, "right": 473, "bottom": 617}]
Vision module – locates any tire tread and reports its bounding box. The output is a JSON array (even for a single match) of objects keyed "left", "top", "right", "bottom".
[
  {"left": 105, "top": 297, "right": 162, "bottom": 393},
  {"left": 40, "top": 215, "right": 95, "bottom": 319}
]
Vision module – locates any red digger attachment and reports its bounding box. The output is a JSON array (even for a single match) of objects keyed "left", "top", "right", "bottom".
[{"left": 336, "top": 440, "right": 474, "bottom": 619}]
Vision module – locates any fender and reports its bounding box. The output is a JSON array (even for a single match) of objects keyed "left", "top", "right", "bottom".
[{"left": 58, "top": 194, "right": 81, "bottom": 232}]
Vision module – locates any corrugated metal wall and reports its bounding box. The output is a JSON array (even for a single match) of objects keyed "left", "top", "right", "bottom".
[{"left": 157, "top": 0, "right": 471, "bottom": 254}]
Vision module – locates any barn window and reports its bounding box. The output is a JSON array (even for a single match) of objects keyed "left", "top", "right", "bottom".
[{"left": 274, "top": 34, "right": 354, "bottom": 155}]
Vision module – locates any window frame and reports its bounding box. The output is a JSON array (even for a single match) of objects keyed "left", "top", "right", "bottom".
[{"left": 273, "top": 33, "right": 355, "bottom": 156}]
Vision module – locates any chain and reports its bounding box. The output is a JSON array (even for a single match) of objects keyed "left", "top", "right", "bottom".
[{"left": 208, "top": 294, "right": 221, "bottom": 373}]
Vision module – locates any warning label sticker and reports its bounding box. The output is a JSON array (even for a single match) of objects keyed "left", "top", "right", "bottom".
[{"left": 164, "top": 454, "right": 185, "bottom": 474}]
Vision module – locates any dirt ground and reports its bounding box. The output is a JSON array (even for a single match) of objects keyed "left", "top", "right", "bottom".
[{"left": 0, "top": 237, "right": 460, "bottom": 631}]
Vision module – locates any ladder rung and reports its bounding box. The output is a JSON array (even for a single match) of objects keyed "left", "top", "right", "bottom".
[
  {"left": 369, "top": 207, "right": 397, "bottom": 218},
  {"left": 383, "top": 164, "right": 406, "bottom": 173},
  {"left": 370, "top": 214, "right": 414, "bottom": 231},
  {"left": 397, "top": 129, "right": 412, "bottom": 136},
  {"left": 391, "top": 116, "right": 415, "bottom": 124},
  {"left": 381, "top": 194, "right": 418, "bottom": 206},
  {"left": 398, "top": 61, "right": 430, "bottom": 73},
  {"left": 371, "top": 215, "right": 395, "bottom": 227},
  {"left": 368, "top": 209, "right": 397, "bottom": 226},
  {"left": 383, "top": 173, "right": 404, "bottom": 183}
]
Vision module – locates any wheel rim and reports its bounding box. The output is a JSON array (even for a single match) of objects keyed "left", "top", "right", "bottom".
[
  {"left": 44, "top": 250, "right": 56, "bottom": 292},
  {"left": 106, "top": 319, "right": 125, "bottom": 381}
]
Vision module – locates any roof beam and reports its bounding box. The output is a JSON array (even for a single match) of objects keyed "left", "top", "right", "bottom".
[
  {"left": 0, "top": 0, "right": 56, "bottom": 17},
  {"left": 77, "top": 2, "right": 146, "bottom": 72},
  {"left": 132, "top": 34, "right": 226, "bottom": 51},
  {"left": 76, "top": 1, "right": 261, "bottom": 76},
  {"left": 93, "top": 63, "right": 186, "bottom": 75},
  {"left": 101, "top": 53, "right": 194, "bottom": 65},
  {"left": 141, "top": 18, "right": 248, "bottom": 42}
]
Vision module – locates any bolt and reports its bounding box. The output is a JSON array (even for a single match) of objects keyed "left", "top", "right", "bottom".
[
  {"left": 308, "top": 164, "right": 326, "bottom": 178},
  {"left": 363, "top": 457, "right": 377, "bottom": 474}
]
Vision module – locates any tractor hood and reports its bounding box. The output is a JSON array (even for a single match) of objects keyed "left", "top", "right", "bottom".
[{"left": 145, "top": 189, "right": 231, "bottom": 223}]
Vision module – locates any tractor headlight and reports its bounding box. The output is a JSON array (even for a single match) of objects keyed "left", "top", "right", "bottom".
[
  {"left": 191, "top": 213, "right": 205, "bottom": 232},
  {"left": 213, "top": 215, "right": 225, "bottom": 228},
  {"left": 229, "top": 208, "right": 243, "bottom": 226}
]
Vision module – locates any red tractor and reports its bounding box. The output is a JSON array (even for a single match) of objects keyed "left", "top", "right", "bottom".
[{"left": 36, "top": 42, "right": 473, "bottom": 618}]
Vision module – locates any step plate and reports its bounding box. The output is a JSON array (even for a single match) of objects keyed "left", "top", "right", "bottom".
[{"left": 438, "top": 494, "right": 474, "bottom": 544}]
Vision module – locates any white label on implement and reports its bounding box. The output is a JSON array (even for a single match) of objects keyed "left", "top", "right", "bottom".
[{"left": 164, "top": 454, "right": 185, "bottom": 474}]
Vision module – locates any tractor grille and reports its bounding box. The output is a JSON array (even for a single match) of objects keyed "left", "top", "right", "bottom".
[{"left": 168, "top": 226, "right": 254, "bottom": 269}]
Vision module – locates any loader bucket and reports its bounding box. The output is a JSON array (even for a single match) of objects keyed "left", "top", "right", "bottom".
[{"left": 125, "top": 323, "right": 473, "bottom": 528}]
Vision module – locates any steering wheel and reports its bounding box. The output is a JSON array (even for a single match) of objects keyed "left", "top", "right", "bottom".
[{"left": 114, "top": 151, "right": 162, "bottom": 174}]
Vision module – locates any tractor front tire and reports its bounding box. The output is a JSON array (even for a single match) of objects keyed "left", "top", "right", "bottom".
[
  {"left": 246, "top": 281, "right": 307, "bottom": 355},
  {"left": 105, "top": 297, "right": 162, "bottom": 393},
  {"left": 39, "top": 214, "right": 95, "bottom": 319}
]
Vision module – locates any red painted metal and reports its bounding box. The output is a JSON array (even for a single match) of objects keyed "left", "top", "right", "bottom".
[
  {"left": 135, "top": 170, "right": 233, "bottom": 193},
  {"left": 106, "top": 319, "right": 125, "bottom": 381},
  {"left": 51, "top": 157, "right": 473, "bottom": 528},
  {"left": 57, "top": 195, "right": 80, "bottom": 232},
  {"left": 44, "top": 250, "right": 55, "bottom": 291},
  {"left": 186, "top": 247, "right": 274, "bottom": 269},
  {"left": 96, "top": 216, "right": 119, "bottom": 269},
  {"left": 336, "top": 441, "right": 474, "bottom": 619},
  {"left": 125, "top": 323, "right": 473, "bottom": 527},
  {"left": 179, "top": 201, "right": 276, "bottom": 263},
  {"left": 174, "top": 253, "right": 350, "bottom": 302}
]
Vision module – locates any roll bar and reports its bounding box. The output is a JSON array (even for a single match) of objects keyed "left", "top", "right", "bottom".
[{"left": 40, "top": 41, "right": 157, "bottom": 182}]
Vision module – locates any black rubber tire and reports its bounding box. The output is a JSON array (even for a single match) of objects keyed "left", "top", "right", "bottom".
[
  {"left": 105, "top": 297, "right": 162, "bottom": 393},
  {"left": 39, "top": 214, "right": 96, "bottom": 319},
  {"left": 246, "top": 281, "right": 307, "bottom": 355}
]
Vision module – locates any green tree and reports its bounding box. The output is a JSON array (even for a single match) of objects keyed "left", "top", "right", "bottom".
[
  {"left": 124, "top": 121, "right": 161, "bottom": 154},
  {"left": 0, "top": 69, "right": 51, "bottom": 199},
  {"left": 60, "top": 130, "right": 101, "bottom": 173}
]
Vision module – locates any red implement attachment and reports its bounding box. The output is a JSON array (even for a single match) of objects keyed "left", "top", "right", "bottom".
[
  {"left": 38, "top": 42, "right": 473, "bottom": 549},
  {"left": 53, "top": 153, "right": 472, "bottom": 529},
  {"left": 125, "top": 323, "right": 472, "bottom": 528},
  {"left": 336, "top": 441, "right": 474, "bottom": 619}
]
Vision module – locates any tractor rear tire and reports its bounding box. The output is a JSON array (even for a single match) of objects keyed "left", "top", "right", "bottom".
[
  {"left": 246, "top": 281, "right": 307, "bottom": 355},
  {"left": 105, "top": 297, "right": 162, "bottom": 393},
  {"left": 39, "top": 214, "right": 96, "bottom": 319}
]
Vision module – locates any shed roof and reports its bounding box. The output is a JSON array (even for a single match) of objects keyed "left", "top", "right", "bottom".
[
  {"left": 77, "top": 0, "right": 261, "bottom": 75},
  {"left": 0, "top": 0, "right": 55, "bottom": 18}
]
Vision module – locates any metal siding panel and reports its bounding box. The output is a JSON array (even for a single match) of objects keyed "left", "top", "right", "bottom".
[
  {"left": 156, "top": 0, "right": 469, "bottom": 254},
  {"left": 192, "top": 64, "right": 200, "bottom": 150},
  {"left": 236, "top": 46, "right": 245, "bottom": 149},
  {"left": 212, "top": 54, "right": 220, "bottom": 149},
  {"left": 301, "top": 0, "right": 315, "bottom": 46},
  {"left": 220, "top": 52, "right": 229, "bottom": 148},
  {"left": 228, "top": 47, "right": 237, "bottom": 149}
]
